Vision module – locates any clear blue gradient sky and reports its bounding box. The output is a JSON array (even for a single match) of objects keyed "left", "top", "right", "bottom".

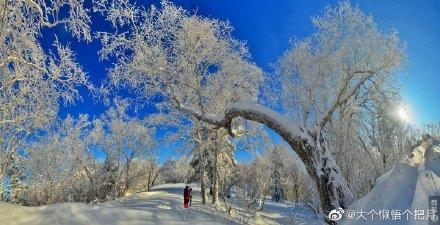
[
  {"left": 46, "top": 0, "right": 440, "bottom": 127},
  {"left": 173, "top": 0, "right": 440, "bottom": 126},
  {"left": 354, "top": 0, "right": 440, "bottom": 126}
]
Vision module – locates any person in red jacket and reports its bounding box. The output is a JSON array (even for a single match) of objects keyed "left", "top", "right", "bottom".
[{"left": 183, "top": 185, "right": 192, "bottom": 208}]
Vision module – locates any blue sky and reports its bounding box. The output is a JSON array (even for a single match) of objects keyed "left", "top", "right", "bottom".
[
  {"left": 45, "top": 0, "right": 439, "bottom": 129},
  {"left": 172, "top": 0, "right": 440, "bottom": 126},
  {"left": 354, "top": 0, "right": 440, "bottom": 126}
]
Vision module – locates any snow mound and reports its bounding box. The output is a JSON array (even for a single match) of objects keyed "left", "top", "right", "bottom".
[{"left": 341, "top": 138, "right": 440, "bottom": 225}]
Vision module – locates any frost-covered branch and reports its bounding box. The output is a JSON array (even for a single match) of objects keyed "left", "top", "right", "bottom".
[
  {"left": 25, "top": 0, "right": 91, "bottom": 41},
  {"left": 318, "top": 70, "right": 374, "bottom": 128},
  {"left": 175, "top": 101, "right": 309, "bottom": 140}
]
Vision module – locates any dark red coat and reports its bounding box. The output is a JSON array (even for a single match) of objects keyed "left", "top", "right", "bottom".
[{"left": 184, "top": 187, "right": 192, "bottom": 198}]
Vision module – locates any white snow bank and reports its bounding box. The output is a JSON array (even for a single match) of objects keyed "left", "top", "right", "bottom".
[{"left": 341, "top": 138, "right": 440, "bottom": 225}]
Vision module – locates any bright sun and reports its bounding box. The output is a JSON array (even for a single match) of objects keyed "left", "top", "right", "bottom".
[{"left": 398, "top": 105, "right": 410, "bottom": 123}]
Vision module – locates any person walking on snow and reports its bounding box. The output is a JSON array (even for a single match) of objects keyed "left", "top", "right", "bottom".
[{"left": 183, "top": 185, "right": 192, "bottom": 208}]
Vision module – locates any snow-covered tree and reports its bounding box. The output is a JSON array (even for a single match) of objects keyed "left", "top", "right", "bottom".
[
  {"left": 235, "top": 155, "right": 272, "bottom": 220},
  {"left": 0, "top": 0, "right": 404, "bottom": 217},
  {"left": 267, "top": 146, "right": 287, "bottom": 203},
  {"left": 188, "top": 124, "right": 210, "bottom": 203},
  {"left": 159, "top": 157, "right": 192, "bottom": 184},
  {"left": 142, "top": 158, "right": 161, "bottom": 191},
  {"left": 95, "top": 1, "right": 263, "bottom": 112},
  {"left": 7, "top": 152, "right": 26, "bottom": 203},
  {"left": 23, "top": 115, "right": 94, "bottom": 205},
  {"left": 0, "top": 0, "right": 92, "bottom": 131},
  {"left": 95, "top": 0, "right": 264, "bottom": 204},
  {"left": 90, "top": 99, "right": 156, "bottom": 198},
  {"left": 426, "top": 122, "right": 440, "bottom": 139},
  {"left": 21, "top": 109, "right": 158, "bottom": 204},
  {"left": 176, "top": 1, "right": 403, "bottom": 214},
  {"left": 97, "top": 1, "right": 404, "bottom": 214},
  {"left": 0, "top": 0, "right": 93, "bottom": 198},
  {"left": 204, "top": 128, "right": 236, "bottom": 204}
]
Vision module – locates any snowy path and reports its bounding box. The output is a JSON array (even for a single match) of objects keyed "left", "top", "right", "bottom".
[
  {"left": 0, "top": 184, "right": 233, "bottom": 225},
  {"left": 0, "top": 183, "right": 326, "bottom": 225}
]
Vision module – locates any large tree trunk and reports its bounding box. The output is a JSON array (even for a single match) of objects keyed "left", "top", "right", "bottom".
[
  {"left": 148, "top": 172, "right": 159, "bottom": 191},
  {"left": 123, "top": 160, "right": 132, "bottom": 196},
  {"left": 179, "top": 102, "right": 354, "bottom": 216},
  {"left": 290, "top": 135, "right": 353, "bottom": 214},
  {"left": 200, "top": 170, "right": 207, "bottom": 204},
  {"left": 212, "top": 145, "right": 220, "bottom": 204},
  {"left": 195, "top": 123, "right": 208, "bottom": 205}
]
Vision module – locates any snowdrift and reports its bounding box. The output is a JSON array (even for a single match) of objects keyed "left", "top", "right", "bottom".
[{"left": 341, "top": 138, "right": 440, "bottom": 225}]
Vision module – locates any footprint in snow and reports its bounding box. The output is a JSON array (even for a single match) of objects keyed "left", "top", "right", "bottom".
[{"left": 157, "top": 203, "right": 172, "bottom": 209}]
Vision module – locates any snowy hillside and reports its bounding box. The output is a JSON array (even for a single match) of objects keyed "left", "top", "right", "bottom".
[
  {"left": 341, "top": 138, "right": 440, "bottom": 225},
  {"left": 0, "top": 183, "right": 325, "bottom": 225}
]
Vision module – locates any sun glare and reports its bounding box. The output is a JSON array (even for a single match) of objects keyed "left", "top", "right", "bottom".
[{"left": 398, "top": 105, "right": 410, "bottom": 123}]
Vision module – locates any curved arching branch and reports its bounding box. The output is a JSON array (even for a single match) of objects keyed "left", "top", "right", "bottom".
[
  {"left": 177, "top": 102, "right": 318, "bottom": 177},
  {"left": 176, "top": 101, "right": 354, "bottom": 217},
  {"left": 177, "top": 102, "right": 312, "bottom": 143}
]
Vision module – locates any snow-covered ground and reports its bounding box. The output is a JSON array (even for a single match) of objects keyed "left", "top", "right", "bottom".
[
  {"left": 0, "top": 183, "right": 325, "bottom": 225},
  {"left": 5, "top": 139, "right": 438, "bottom": 225},
  {"left": 3, "top": 139, "right": 438, "bottom": 225},
  {"left": 341, "top": 138, "right": 440, "bottom": 225}
]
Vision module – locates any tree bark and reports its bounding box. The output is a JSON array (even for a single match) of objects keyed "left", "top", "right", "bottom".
[
  {"left": 195, "top": 122, "right": 208, "bottom": 204},
  {"left": 147, "top": 163, "right": 159, "bottom": 191},
  {"left": 123, "top": 159, "right": 132, "bottom": 196},
  {"left": 212, "top": 143, "right": 219, "bottom": 204},
  {"left": 200, "top": 170, "right": 207, "bottom": 204}
]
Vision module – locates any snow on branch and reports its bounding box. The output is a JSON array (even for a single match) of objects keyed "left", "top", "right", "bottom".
[
  {"left": 317, "top": 70, "right": 375, "bottom": 128},
  {"left": 177, "top": 101, "right": 310, "bottom": 143}
]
